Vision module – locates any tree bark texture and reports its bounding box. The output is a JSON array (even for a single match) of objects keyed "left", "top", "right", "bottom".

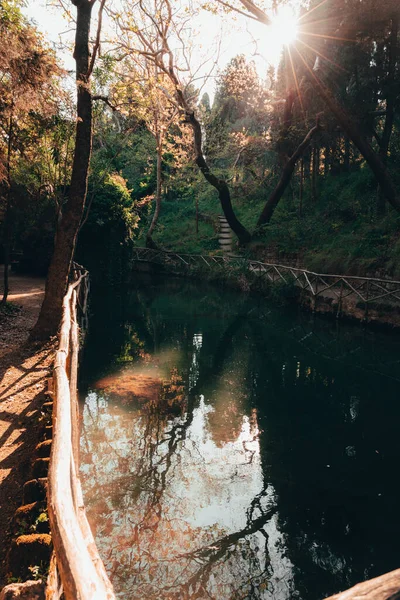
[
  {"left": 31, "top": 0, "right": 94, "bottom": 338},
  {"left": 1, "top": 115, "right": 13, "bottom": 305},
  {"left": 324, "top": 567, "right": 400, "bottom": 600}
]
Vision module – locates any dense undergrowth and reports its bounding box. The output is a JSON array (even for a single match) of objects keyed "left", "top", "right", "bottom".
[{"left": 147, "top": 165, "right": 400, "bottom": 280}]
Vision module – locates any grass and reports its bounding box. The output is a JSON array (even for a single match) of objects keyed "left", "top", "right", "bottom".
[{"left": 144, "top": 167, "right": 400, "bottom": 280}]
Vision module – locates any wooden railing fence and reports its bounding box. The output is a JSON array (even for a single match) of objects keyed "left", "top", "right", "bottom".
[
  {"left": 132, "top": 247, "right": 400, "bottom": 312},
  {"left": 46, "top": 264, "right": 115, "bottom": 600}
]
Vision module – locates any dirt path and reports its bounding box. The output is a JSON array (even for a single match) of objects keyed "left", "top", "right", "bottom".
[{"left": 0, "top": 267, "right": 54, "bottom": 585}]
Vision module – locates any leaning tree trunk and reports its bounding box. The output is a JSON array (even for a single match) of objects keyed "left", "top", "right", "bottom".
[
  {"left": 235, "top": 0, "right": 400, "bottom": 215},
  {"left": 31, "top": 0, "right": 94, "bottom": 339},
  {"left": 1, "top": 114, "right": 13, "bottom": 305},
  {"left": 257, "top": 121, "right": 321, "bottom": 227},
  {"left": 146, "top": 131, "right": 162, "bottom": 249},
  {"left": 164, "top": 62, "right": 251, "bottom": 245},
  {"left": 185, "top": 110, "right": 251, "bottom": 245}
]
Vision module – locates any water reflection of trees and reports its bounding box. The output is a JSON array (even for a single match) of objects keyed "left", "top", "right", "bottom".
[
  {"left": 81, "top": 392, "right": 287, "bottom": 598},
  {"left": 81, "top": 315, "right": 292, "bottom": 599},
  {"left": 248, "top": 321, "right": 400, "bottom": 599},
  {"left": 80, "top": 277, "right": 400, "bottom": 600}
]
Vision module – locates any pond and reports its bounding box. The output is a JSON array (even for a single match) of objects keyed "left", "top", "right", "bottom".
[{"left": 79, "top": 274, "right": 400, "bottom": 600}]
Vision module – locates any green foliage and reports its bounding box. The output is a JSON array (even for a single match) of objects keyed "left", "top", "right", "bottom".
[
  {"left": 28, "top": 562, "right": 49, "bottom": 581},
  {"left": 152, "top": 199, "right": 219, "bottom": 253},
  {"left": 86, "top": 172, "right": 138, "bottom": 236},
  {"left": 77, "top": 172, "right": 139, "bottom": 282},
  {"left": 0, "top": 0, "right": 24, "bottom": 29},
  {"left": 255, "top": 168, "right": 400, "bottom": 278}
]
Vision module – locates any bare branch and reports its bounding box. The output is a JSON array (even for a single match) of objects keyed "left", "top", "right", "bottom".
[
  {"left": 214, "top": 0, "right": 261, "bottom": 22},
  {"left": 88, "top": 0, "right": 107, "bottom": 78},
  {"left": 92, "top": 94, "right": 118, "bottom": 110}
]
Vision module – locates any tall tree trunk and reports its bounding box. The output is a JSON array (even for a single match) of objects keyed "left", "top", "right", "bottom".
[
  {"left": 311, "top": 144, "right": 318, "bottom": 202},
  {"left": 299, "top": 158, "right": 304, "bottom": 218},
  {"left": 163, "top": 62, "right": 251, "bottom": 244},
  {"left": 146, "top": 132, "right": 162, "bottom": 248},
  {"left": 257, "top": 122, "right": 321, "bottom": 227},
  {"left": 329, "top": 131, "right": 337, "bottom": 174},
  {"left": 308, "top": 67, "right": 400, "bottom": 212},
  {"left": 1, "top": 114, "right": 13, "bottom": 305},
  {"left": 344, "top": 135, "right": 350, "bottom": 172},
  {"left": 324, "top": 144, "right": 330, "bottom": 176},
  {"left": 377, "top": 13, "right": 398, "bottom": 216},
  {"left": 31, "top": 0, "right": 94, "bottom": 339},
  {"left": 303, "top": 148, "right": 311, "bottom": 180}
]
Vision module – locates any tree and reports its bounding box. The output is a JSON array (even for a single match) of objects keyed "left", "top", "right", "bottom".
[
  {"left": 117, "top": 0, "right": 252, "bottom": 245},
  {"left": 223, "top": 0, "right": 400, "bottom": 217},
  {"left": 110, "top": 55, "right": 184, "bottom": 247},
  {"left": 0, "top": 0, "right": 61, "bottom": 303},
  {"left": 32, "top": 0, "right": 106, "bottom": 338}
]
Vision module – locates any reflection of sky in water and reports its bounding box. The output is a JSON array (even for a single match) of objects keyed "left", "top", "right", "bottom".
[
  {"left": 80, "top": 277, "right": 400, "bottom": 600},
  {"left": 184, "top": 397, "right": 262, "bottom": 529},
  {"left": 80, "top": 335, "right": 294, "bottom": 599}
]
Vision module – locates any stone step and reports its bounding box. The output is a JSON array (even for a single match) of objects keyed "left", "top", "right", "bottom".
[{"left": 219, "top": 233, "right": 233, "bottom": 239}]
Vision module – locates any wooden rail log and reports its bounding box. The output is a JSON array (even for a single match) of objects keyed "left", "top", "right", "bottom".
[
  {"left": 132, "top": 247, "right": 400, "bottom": 308},
  {"left": 47, "top": 269, "right": 115, "bottom": 600},
  {"left": 324, "top": 568, "right": 400, "bottom": 600}
]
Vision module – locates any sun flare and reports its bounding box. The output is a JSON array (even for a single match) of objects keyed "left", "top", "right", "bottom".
[
  {"left": 269, "top": 5, "right": 299, "bottom": 48},
  {"left": 253, "top": 5, "right": 299, "bottom": 69}
]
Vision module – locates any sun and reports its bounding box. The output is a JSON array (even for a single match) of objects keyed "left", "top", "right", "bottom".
[
  {"left": 269, "top": 5, "right": 299, "bottom": 48},
  {"left": 251, "top": 5, "right": 299, "bottom": 69}
]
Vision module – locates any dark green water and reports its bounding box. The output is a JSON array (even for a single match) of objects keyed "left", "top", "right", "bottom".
[{"left": 80, "top": 275, "right": 400, "bottom": 600}]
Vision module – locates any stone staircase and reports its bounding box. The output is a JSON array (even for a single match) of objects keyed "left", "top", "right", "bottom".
[{"left": 218, "top": 216, "right": 235, "bottom": 257}]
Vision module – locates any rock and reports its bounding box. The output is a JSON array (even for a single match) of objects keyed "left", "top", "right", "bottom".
[
  {"left": 43, "top": 426, "right": 52, "bottom": 440},
  {"left": 0, "top": 581, "right": 45, "bottom": 599},
  {"left": 7, "top": 534, "right": 52, "bottom": 579},
  {"left": 35, "top": 440, "right": 51, "bottom": 459},
  {"left": 22, "top": 480, "right": 47, "bottom": 505},
  {"left": 12, "top": 502, "right": 46, "bottom": 535},
  {"left": 31, "top": 459, "right": 49, "bottom": 479}
]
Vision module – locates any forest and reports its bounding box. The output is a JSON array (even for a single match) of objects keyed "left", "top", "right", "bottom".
[
  {"left": 1, "top": 0, "right": 400, "bottom": 598},
  {"left": 1, "top": 0, "right": 400, "bottom": 336}
]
